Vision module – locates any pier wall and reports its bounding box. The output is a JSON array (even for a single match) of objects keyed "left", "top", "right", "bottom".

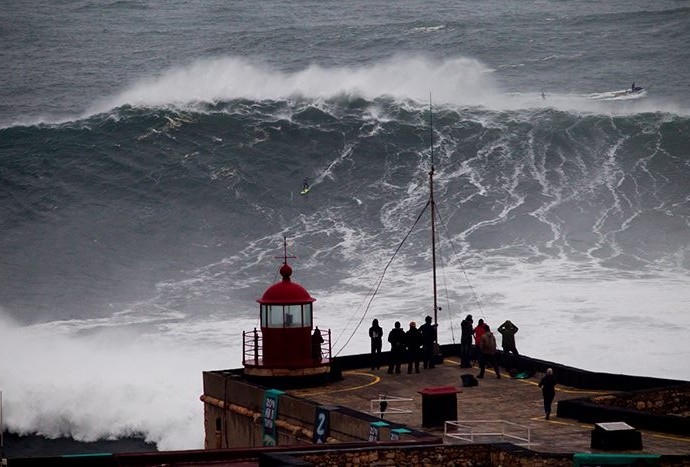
[
  {"left": 201, "top": 370, "right": 434, "bottom": 449},
  {"left": 268, "top": 443, "right": 690, "bottom": 467}
]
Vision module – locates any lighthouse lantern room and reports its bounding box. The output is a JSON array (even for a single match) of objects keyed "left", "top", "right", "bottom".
[{"left": 243, "top": 240, "right": 331, "bottom": 379}]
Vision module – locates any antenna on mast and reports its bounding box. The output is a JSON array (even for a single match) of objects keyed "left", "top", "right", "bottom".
[
  {"left": 429, "top": 93, "right": 435, "bottom": 170},
  {"left": 429, "top": 94, "right": 439, "bottom": 326}
]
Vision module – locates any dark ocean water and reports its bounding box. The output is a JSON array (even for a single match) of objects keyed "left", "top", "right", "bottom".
[{"left": 1, "top": 0, "right": 689, "bottom": 453}]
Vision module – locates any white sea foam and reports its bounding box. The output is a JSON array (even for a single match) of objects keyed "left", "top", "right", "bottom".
[
  {"left": 81, "top": 55, "right": 690, "bottom": 119},
  {"left": 0, "top": 310, "right": 247, "bottom": 451},
  {"left": 88, "top": 55, "right": 499, "bottom": 114},
  {"left": 3, "top": 55, "right": 687, "bottom": 129}
]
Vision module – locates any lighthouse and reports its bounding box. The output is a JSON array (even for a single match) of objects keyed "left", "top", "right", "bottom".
[{"left": 243, "top": 240, "right": 331, "bottom": 380}]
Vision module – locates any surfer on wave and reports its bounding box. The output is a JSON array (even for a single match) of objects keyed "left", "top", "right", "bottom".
[{"left": 300, "top": 177, "right": 311, "bottom": 195}]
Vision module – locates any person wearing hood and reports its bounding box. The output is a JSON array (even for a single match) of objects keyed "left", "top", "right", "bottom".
[
  {"left": 498, "top": 319, "right": 519, "bottom": 373},
  {"left": 368, "top": 318, "right": 383, "bottom": 370},
  {"left": 387, "top": 321, "right": 405, "bottom": 374},
  {"left": 497, "top": 319, "right": 519, "bottom": 355},
  {"left": 311, "top": 327, "right": 324, "bottom": 362}
]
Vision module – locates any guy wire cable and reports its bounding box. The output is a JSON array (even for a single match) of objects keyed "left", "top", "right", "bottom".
[{"left": 334, "top": 201, "right": 431, "bottom": 356}]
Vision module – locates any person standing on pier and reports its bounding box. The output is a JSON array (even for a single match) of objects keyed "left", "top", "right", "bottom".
[
  {"left": 539, "top": 368, "right": 557, "bottom": 420},
  {"left": 473, "top": 318, "right": 487, "bottom": 364},
  {"left": 460, "top": 314, "right": 473, "bottom": 368},
  {"left": 497, "top": 320, "right": 519, "bottom": 355},
  {"left": 387, "top": 321, "right": 406, "bottom": 374},
  {"left": 419, "top": 315, "right": 437, "bottom": 369},
  {"left": 405, "top": 321, "right": 422, "bottom": 374},
  {"left": 477, "top": 324, "right": 501, "bottom": 379},
  {"left": 368, "top": 319, "right": 383, "bottom": 370},
  {"left": 498, "top": 319, "right": 519, "bottom": 371},
  {"left": 311, "top": 327, "right": 324, "bottom": 362}
]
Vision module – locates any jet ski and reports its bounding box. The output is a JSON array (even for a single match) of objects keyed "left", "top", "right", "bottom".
[
  {"left": 611, "top": 86, "right": 644, "bottom": 97},
  {"left": 588, "top": 84, "right": 647, "bottom": 101}
]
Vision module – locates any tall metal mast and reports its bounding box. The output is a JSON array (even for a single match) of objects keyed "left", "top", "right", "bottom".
[{"left": 429, "top": 98, "right": 438, "bottom": 326}]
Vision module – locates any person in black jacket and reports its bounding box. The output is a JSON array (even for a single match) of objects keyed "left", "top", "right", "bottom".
[
  {"left": 405, "top": 321, "right": 422, "bottom": 374},
  {"left": 539, "top": 368, "right": 557, "bottom": 419},
  {"left": 368, "top": 318, "right": 383, "bottom": 370},
  {"left": 311, "top": 327, "right": 324, "bottom": 362},
  {"left": 419, "top": 315, "right": 437, "bottom": 369},
  {"left": 460, "top": 314, "right": 473, "bottom": 368},
  {"left": 497, "top": 320, "right": 519, "bottom": 355},
  {"left": 386, "top": 321, "right": 405, "bottom": 374}
]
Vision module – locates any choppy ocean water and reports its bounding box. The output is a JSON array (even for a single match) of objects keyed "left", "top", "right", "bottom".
[{"left": 1, "top": 0, "right": 689, "bottom": 453}]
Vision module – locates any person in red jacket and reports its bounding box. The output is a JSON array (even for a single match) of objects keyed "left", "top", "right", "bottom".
[{"left": 473, "top": 318, "right": 486, "bottom": 363}]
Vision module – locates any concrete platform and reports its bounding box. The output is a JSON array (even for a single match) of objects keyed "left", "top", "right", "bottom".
[{"left": 287, "top": 357, "right": 690, "bottom": 455}]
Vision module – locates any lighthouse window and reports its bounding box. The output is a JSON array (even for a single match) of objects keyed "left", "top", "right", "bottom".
[
  {"left": 303, "top": 303, "right": 313, "bottom": 326},
  {"left": 265, "top": 305, "right": 284, "bottom": 327},
  {"left": 260, "top": 304, "right": 313, "bottom": 328},
  {"left": 285, "top": 305, "right": 302, "bottom": 327}
]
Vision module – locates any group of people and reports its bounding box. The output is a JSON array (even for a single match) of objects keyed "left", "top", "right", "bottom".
[
  {"left": 368, "top": 314, "right": 557, "bottom": 419},
  {"left": 371, "top": 314, "right": 519, "bottom": 379},
  {"left": 460, "top": 315, "right": 519, "bottom": 378},
  {"left": 368, "top": 316, "right": 438, "bottom": 375}
]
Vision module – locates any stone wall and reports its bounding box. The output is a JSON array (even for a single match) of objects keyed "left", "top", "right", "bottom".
[
  {"left": 202, "top": 369, "right": 435, "bottom": 449},
  {"left": 590, "top": 386, "right": 690, "bottom": 416},
  {"left": 557, "top": 383, "right": 690, "bottom": 436},
  {"left": 276, "top": 444, "right": 690, "bottom": 467},
  {"left": 292, "top": 444, "right": 571, "bottom": 467}
]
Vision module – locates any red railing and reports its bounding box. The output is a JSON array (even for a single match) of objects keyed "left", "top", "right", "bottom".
[{"left": 242, "top": 328, "right": 332, "bottom": 367}]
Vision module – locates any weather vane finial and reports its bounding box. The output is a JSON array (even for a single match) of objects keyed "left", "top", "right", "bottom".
[{"left": 276, "top": 236, "right": 297, "bottom": 265}]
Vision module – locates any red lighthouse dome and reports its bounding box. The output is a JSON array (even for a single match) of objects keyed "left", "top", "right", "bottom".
[{"left": 259, "top": 263, "right": 315, "bottom": 305}]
